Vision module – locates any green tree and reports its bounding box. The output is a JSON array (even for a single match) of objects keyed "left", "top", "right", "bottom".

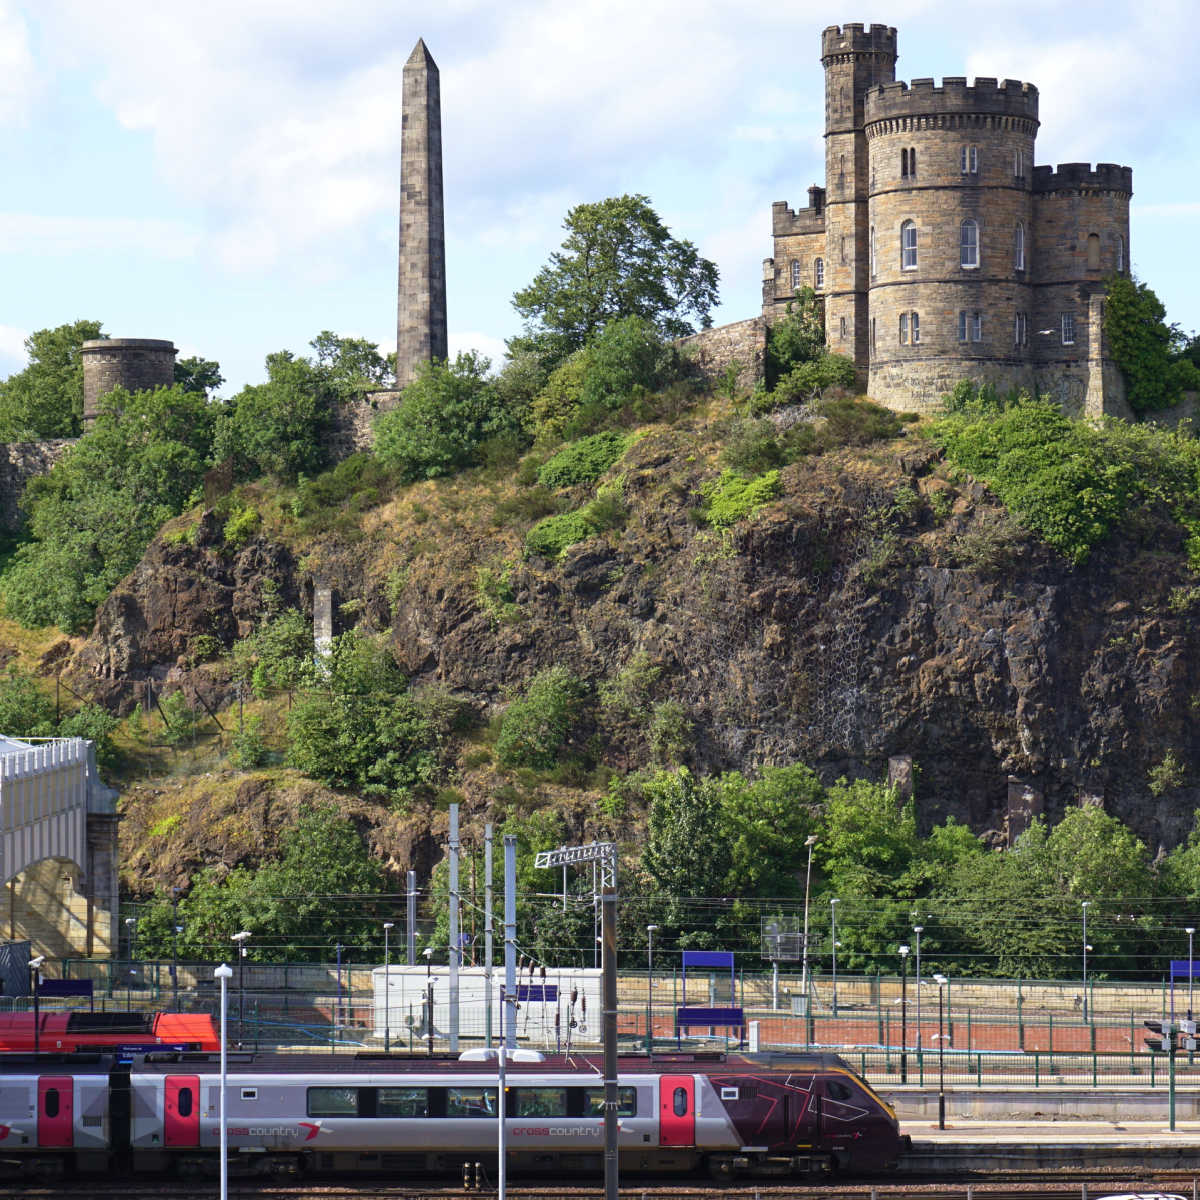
[
  {"left": 511, "top": 195, "right": 719, "bottom": 366},
  {"left": 0, "top": 320, "right": 104, "bottom": 438},
  {"left": 819, "top": 778, "right": 923, "bottom": 898},
  {"left": 0, "top": 668, "right": 55, "bottom": 737},
  {"left": 3, "top": 384, "right": 217, "bottom": 631},
  {"left": 374, "top": 352, "right": 513, "bottom": 481},
  {"left": 1104, "top": 274, "right": 1200, "bottom": 412},
  {"left": 494, "top": 666, "right": 585, "bottom": 769},
  {"left": 765, "top": 287, "right": 825, "bottom": 386},
  {"left": 174, "top": 356, "right": 225, "bottom": 396},
  {"left": 310, "top": 330, "right": 394, "bottom": 399}
]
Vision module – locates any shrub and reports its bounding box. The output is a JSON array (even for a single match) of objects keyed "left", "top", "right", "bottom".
[
  {"left": 702, "top": 469, "right": 781, "bottom": 528},
  {"left": 57, "top": 703, "right": 120, "bottom": 768},
  {"left": 817, "top": 395, "right": 905, "bottom": 446},
  {"left": 524, "top": 511, "right": 594, "bottom": 559},
  {"left": 1105, "top": 274, "right": 1200, "bottom": 413},
  {"left": 755, "top": 353, "right": 857, "bottom": 412},
  {"left": 375, "top": 351, "right": 513, "bottom": 481},
  {"left": 159, "top": 691, "right": 199, "bottom": 746},
  {"left": 764, "top": 287, "right": 825, "bottom": 386},
  {"left": 537, "top": 432, "right": 627, "bottom": 488},
  {"left": 598, "top": 651, "right": 662, "bottom": 720},
  {"left": 578, "top": 316, "right": 669, "bottom": 409},
  {"left": 649, "top": 700, "right": 693, "bottom": 764},
  {"left": 230, "top": 715, "right": 269, "bottom": 769},
  {"left": 720, "top": 418, "right": 785, "bottom": 475},
  {"left": 491, "top": 486, "right": 566, "bottom": 527},
  {"left": 292, "top": 453, "right": 397, "bottom": 520},
  {"left": 223, "top": 504, "right": 261, "bottom": 549},
  {"left": 495, "top": 666, "right": 585, "bottom": 768},
  {"left": 528, "top": 351, "right": 593, "bottom": 444}
]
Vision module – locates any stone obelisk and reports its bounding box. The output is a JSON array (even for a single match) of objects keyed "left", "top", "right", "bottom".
[{"left": 396, "top": 39, "right": 447, "bottom": 388}]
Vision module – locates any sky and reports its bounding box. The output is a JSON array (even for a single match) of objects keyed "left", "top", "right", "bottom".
[{"left": 1, "top": 0, "right": 1196, "bottom": 394}]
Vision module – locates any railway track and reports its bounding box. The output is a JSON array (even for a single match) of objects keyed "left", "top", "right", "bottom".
[{"left": 1, "top": 1180, "right": 1198, "bottom": 1200}]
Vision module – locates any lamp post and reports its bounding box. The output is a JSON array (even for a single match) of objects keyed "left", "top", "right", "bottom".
[
  {"left": 1081, "top": 902, "right": 1089, "bottom": 1022},
  {"left": 383, "top": 922, "right": 394, "bottom": 1052},
  {"left": 645, "top": 925, "right": 658, "bottom": 1054},
  {"left": 913, "top": 925, "right": 924, "bottom": 1061},
  {"left": 1188, "top": 927, "right": 1196, "bottom": 1022},
  {"left": 898, "top": 944, "right": 909, "bottom": 1084},
  {"left": 170, "top": 887, "right": 180, "bottom": 1009},
  {"left": 423, "top": 946, "right": 435, "bottom": 1055},
  {"left": 231, "top": 931, "right": 251, "bottom": 1049},
  {"left": 799, "top": 835, "right": 818, "bottom": 1012},
  {"left": 125, "top": 917, "right": 137, "bottom": 1007},
  {"left": 29, "top": 955, "right": 45, "bottom": 1056},
  {"left": 830, "top": 899, "right": 840, "bottom": 1017},
  {"left": 214, "top": 962, "right": 233, "bottom": 1200},
  {"left": 933, "top": 973, "right": 948, "bottom": 1129}
]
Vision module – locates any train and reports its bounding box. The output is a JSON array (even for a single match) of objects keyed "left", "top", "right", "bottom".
[
  {"left": 0, "top": 1047, "right": 906, "bottom": 1182},
  {"left": 0, "top": 1011, "right": 219, "bottom": 1054}
]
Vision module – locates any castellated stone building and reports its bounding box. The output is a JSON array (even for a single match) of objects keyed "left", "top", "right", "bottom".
[{"left": 763, "top": 24, "right": 1132, "bottom": 415}]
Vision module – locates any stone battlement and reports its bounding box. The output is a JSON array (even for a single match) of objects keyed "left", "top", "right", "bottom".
[
  {"left": 820, "top": 23, "right": 897, "bottom": 60},
  {"left": 1033, "top": 162, "right": 1133, "bottom": 194},
  {"left": 771, "top": 198, "right": 825, "bottom": 237},
  {"left": 866, "top": 76, "right": 1038, "bottom": 123}
]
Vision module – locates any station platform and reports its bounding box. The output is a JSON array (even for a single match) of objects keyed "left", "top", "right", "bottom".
[{"left": 899, "top": 1120, "right": 1200, "bottom": 1173}]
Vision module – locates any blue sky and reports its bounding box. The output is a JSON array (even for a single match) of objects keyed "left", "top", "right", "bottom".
[{"left": 1, "top": 0, "right": 1196, "bottom": 394}]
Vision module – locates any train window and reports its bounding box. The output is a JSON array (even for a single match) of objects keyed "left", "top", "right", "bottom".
[
  {"left": 241, "top": 1088, "right": 258, "bottom": 1101},
  {"left": 178, "top": 1087, "right": 193, "bottom": 1118},
  {"left": 673, "top": 1087, "right": 688, "bottom": 1117},
  {"left": 446, "top": 1087, "right": 497, "bottom": 1118},
  {"left": 826, "top": 1080, "right": 854, "bottom": 1102},
  {"left": 583, "top": 1087, "right": 637, "bottom": 1117},
  {"left": 720, "top": 1087, "right": 739, "bottom": 1100},
  {"left": 514, "top": 1087, "right": 568, "bottom": 1118},
  {"left": 377, "top": 1087, "right": 429, "bottom": 1118},
  {"left": 307, "top": 1087, "right": 360, "bottom": 1117},
  {"left": 44, "top": 1088, "right": 59, "bottom": 1118}
]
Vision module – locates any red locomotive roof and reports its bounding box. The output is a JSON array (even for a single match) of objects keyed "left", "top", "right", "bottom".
[{"left": 0, "top": 1011, "right": 218, "bottom": 1052}]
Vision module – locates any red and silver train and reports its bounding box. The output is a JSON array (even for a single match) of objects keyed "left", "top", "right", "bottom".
[
  {"left": 0, "top": 1012, "right": 219, "bottom": 1055},
  {"left": 0, "top": 1049, "right": 906, "bottom": 1182}
]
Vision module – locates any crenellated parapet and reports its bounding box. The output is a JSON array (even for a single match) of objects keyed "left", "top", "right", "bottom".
[
  {"left": 771, "top": 197, "right": 825, "bottom": 237},
  {"left": 1033, "top": 162, "right": 1133, "bottom": 195},
  {"left": 820, "top": 23, "right": 897, "bottom": 62},
  {"left": 865, "top": 77, "right": 1039, "bottom": 130}
]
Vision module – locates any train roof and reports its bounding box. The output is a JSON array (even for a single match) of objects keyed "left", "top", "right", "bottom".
[{"left": 125, "top": 1049, "right": 855, "bottom": 1077}]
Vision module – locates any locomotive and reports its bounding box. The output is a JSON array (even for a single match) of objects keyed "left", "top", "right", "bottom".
[
  {"left": 0, "top": 1011, "right": 219, "bottom": 1054},
  {"left": 0, "top": 1048, "right": 906, "bottom": 1182}
]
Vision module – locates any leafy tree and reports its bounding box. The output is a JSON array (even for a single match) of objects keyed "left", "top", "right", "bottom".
[
  {"left": 0, "top": 668, "right": 55, "bottom": 737},
  {"left": 495, "top": 666, "right": 585, "bottom": 768},
  {"left": 511, "top": 195, "right": 719, "bottom": 366},
  {"left": 1104, "top": 274, "right": 1200, "bottom": 412},
  {"left": 174, "top": 356, "right": 225, "bottom": 396},
  {"left": 374, "top": 352, "right": 514, "bottom": 481},
  {"left": 765, "top": 287, "right": 825, "bottom": 386},
  {"left": 578, "top": 315, "right": 672, "bottom": 409},
  {"left": 214, "top": 351, "right": 331, "bottom": 482},
  {"left": 0, "top": 320, "right": 104, "bottom": 438},
  {"left": 2, "top": 384, "right": 217, "bottom": 631},
  {"left": 232, "top": 608, "right": 316, "bottom": 696},
  {"left": 135, "top": 805, "right": 385, "bottom": 961},
  {"left": 310, "top": 330, "right": 394, "bottom": 399},
  {"left": 819, "top": 778, "right": 923, "bottom": 898}
]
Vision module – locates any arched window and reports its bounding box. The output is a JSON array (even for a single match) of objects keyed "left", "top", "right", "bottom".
[
  {"left": 1014, "top": 222, "right": 1026, "bottom": 271},
  {"left": 1117, "top": 235, "right": 1125, "bottom": 272},
  {"left": 960, "top": 219, "right": 979, "bottom": 268},
  {"left": 901, "top": 148, "right": 908, "bottom": 178},
  {"left": 909, "top": 147, "right": 917, "bottom": 178},
  {"left": 1087, "top": 233, "right": 1101, "bottom": 270},
  {"left": 790, "top": 260, "right": 801, "bottom": 290},
  {"left": 869, "top": 226, "right": 877, "bottom": 276},
  {"left": 814, "top": 258, "right": 824, "bottom": 289},
  {"left": 901, "top": 220, "right": 917, "bottom": 269}
]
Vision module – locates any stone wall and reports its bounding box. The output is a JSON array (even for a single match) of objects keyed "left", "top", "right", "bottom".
[
  {"left": 327, "top": 388, "right": 403, "bottom": 461},
  {"left": 0, "top": 440, "right": 74, "bottom": 532},
  {"left": 677, "top": 318, "right": 767, "bottom": 392},
  {"left": 81, "top": 339, "right": 176, "bottom": 425}
]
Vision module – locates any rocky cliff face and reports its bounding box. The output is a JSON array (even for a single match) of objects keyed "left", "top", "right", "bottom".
[{"left": 69, "top": 425, "right": 1200, "bottom": 872}]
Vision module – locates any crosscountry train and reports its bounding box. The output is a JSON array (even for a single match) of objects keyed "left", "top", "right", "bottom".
[{"left": 0, "top": 1048, "right": 907, "bottom": 1182}]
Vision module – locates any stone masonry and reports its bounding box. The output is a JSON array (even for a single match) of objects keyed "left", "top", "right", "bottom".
[
  {"left": 396, "top": 39, "right": 448, "bottom": 388},
  {"left": 81, "top": 338, "right": 177, "bottom": 426},
  {"left": 677, "top": 317, "right": 767, "bottom": 393},
  {"left": 763, "top": 24, "right": 1131, "bottom": 414},
  {"left": 0, "top": 441, "right": 73, "bottom": 532}
]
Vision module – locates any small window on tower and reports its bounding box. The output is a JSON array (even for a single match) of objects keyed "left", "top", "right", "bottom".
[
  {"left": 899, "top": 312, "right": 908, "bottom": 344},
  {"left": 1014, "top": 312, "right": 1027, "bottom": 346},
  {"left": 1117, "top": 235, "right": 1125, "bottom": 272},
  {"left": 961, "top": 144, "right": 979, "bottom": 174},
  {"left": 1013, "top": 149, "right": 1025, "bottom": 179},
  {"left": 871, "top": 317, "right": 877, "bottom": 353},
  {"left": 901, "top": 220, "right": 917, "bottom": 269},
  {"left": 901, "top": 148, "right": 908, "bottom": 178},
  {"left": 1014, "top": 222, "right": 1026, "bottom": 271},
  {"left": 814, "top": 258, "right": 824, "bottom": 289},
  {"left": 1062, "top": 312, "right": 1076, "bottom": 345},
  {"left": 957, "top": 311, "right": 968, "bottom": 343},
  {"left": 1087, "top": 233, "right": 1101, "bottom": 270},
  {"left": 790, "top": 260, "right": 801, "bottom": 290},
  {"left": 960, "top": 219, "right": 979, "bottom": 269},
  {"left": 869, "top": 226, "right": 877, "bottom": 276},
  {"left": 911, "top": 312, "right": 920, "bottom": 344},
  {"left": 840, "top": 235, "right": 846, "bottom": 264},
  {"left": 971, "top": 312, "right": 982, "bottom": 342},
  {"left": 909, "top": 147, "right": 917, "bottom": 179},
  {"left": 839, "top": 316, "right": 846, "bottom": 339}
]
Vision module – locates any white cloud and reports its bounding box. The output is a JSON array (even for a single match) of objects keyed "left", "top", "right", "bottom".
[
  {"left": 0, "top": 213, "right": 199, "bottom": 257},
  {"left": 449, "top": 330, "right": 507, "bottom": 368},
  {"left": 0, "top": 2, "right": 35, "bottom": 126}
]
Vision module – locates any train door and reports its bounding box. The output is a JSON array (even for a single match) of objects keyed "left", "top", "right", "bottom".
[
  {"left": 164, "top": 1075, "right": 200, "bottom": 1147},
  {"left": 658, "top": 1075, "right": 695, "bottom": 1146},
  {"left": 37, "top": 1076, "right": 73, "bottom": 1148}
]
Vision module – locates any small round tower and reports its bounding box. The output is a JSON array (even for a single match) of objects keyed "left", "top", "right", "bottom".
[
  {"left": 81, "top": 339, "right": 177, "bottom": 426},
  {"left": 864, "top": 76, "right": 1040, "bottom": 409}
]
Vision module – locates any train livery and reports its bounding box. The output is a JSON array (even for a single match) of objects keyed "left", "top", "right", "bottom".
[
  {"left": 0, "top": 1049, "right": 906, "bottom": 1182},
  {"left": 0, "top": 1012, "right": 219, "bottom": 1054}
]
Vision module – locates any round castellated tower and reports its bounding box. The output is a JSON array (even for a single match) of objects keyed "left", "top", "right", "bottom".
[
  {"left": 864, "top": 76, "right": 1040, "bottom": 410},
  {"left": 80, "top": 339, "right": 177, "bottom": 427}
]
